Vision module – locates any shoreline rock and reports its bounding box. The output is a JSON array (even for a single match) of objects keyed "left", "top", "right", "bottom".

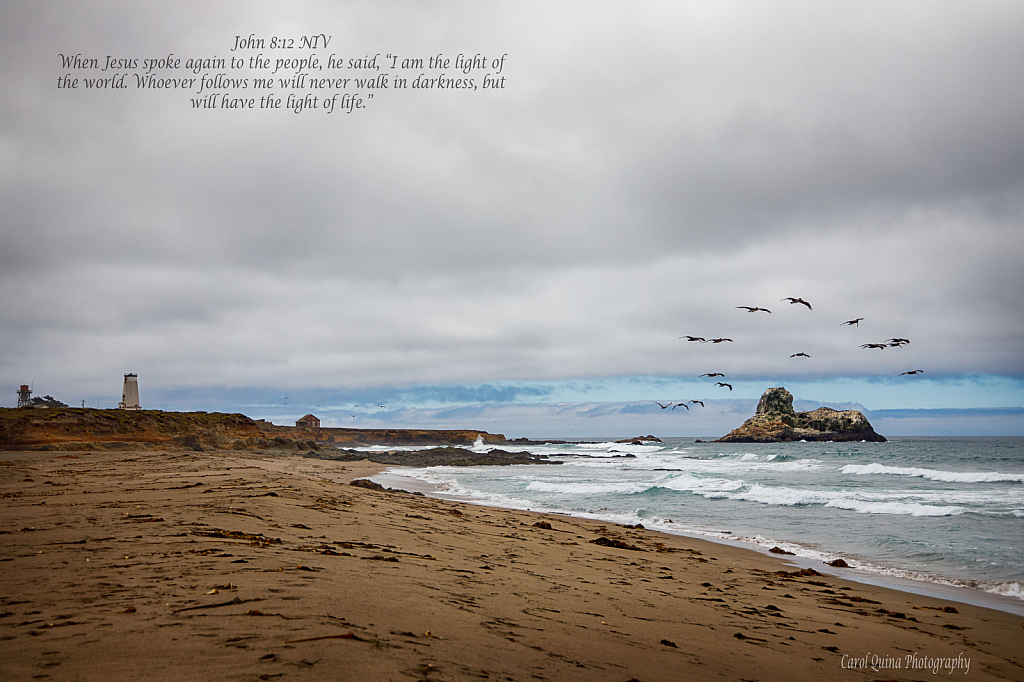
[
  {"left": 615, "top": 435, "right": 663, "bottom": 445},
  {"left": 304, "top": 446, "right": 561, "bottom": 467}
]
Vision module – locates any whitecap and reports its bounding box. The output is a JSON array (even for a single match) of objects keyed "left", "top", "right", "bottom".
[
  {"left": 842, "top": 463, "right": 1024, "bottom": 483},
  {"left": 824, "top": 499, "right": 964, "bottom": 516},
  {"left": 985, "top": 581, "right": 1024, "bottom": 600},
  {"left": 676, "top": 482, "right": 967, "bottom": 516},
  {"left": 657, "top": 473, "right": 746, "bottom": 494},
  {"left": 526, "top": 480, "right": 651, "bottom": 495}
]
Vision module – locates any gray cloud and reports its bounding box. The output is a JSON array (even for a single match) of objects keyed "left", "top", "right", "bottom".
[{"left": 1, "top": 1, "right": 1022, "bottom": 408}]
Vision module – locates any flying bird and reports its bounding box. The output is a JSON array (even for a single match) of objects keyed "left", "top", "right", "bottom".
[
  {"left": 887, "top": 338, "right": 910, "bottom": 347},
  {"left": 861, "top": 343, "right": 888, "bottom": 350},
  {"left": 710, "top": 338, "right": 733, "bottom": 344},
  {"left": 680, "top": 336, "right": 706, "bottom": 343},
  {"left": 841, "top": 318, "right": 864, "bottom": 326},
  {"left": 737, "top": 306, "right": 771, "bottom": 313},
  {"left": 790, "top": 352, "right": 811, "bottom": 358},
  {"left": 714, "top": 382, "right": 733, "bottom": 391},
  {"left": 688, "top": 400, "right": 705, "bottom": 407},
  {"left": 673, "top": 402, "right": 690, "bottom": 410},
  {"left": 655, "top": 401, "right": 673, "bottom": 410},
  {"left": 782, "top": 297, "right": 812, "bottom": 310},
  {"left": 899, "top": 370, "right": 924, "bottom": 376},
  {"left": 699, "top": 373, "right": 725, "bottom": 378}
]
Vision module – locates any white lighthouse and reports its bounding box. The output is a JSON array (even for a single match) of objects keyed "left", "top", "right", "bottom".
[{"left": 118, "top": 373, "right": 141, "bottom": 410}]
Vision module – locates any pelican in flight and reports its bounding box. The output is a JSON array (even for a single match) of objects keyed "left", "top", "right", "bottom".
[
  {"left": 737, "top": 306, "right": 771, "bottom": 313},
  {"left": 688, "top": 400, "right": 705, "bottom": 407},
  {"left": 680, "top": 336, "right": 706, "bottom": 343},
  {"left": 887, "top": 338, "right": 910, "bottom": 347},
  {"left": 790, "top": 352, "right": 811, "bottom": 358},
  {"left": 861, "top": 343, "right": 888, "bottom": 350},
  {"left": 699, "top": 372, "right": 724, "bottom": 378},
  {"left": 655, "top": 401, "right": 673, "bottom": 409},
  {"left": 841, "top": 318, "right": 864, "bottom": 326},
  {"left": 673, "top": 402, "right": 690, "bottom": 410},
  {"left": 782, "top": 297, "right": 812, "bottom": 310},
  {"left": 710, "top": 338, "right": 733, "bottom": 344},
  {"left": 714, "top": 382, "right": 733, "bottom": 391},
  {"left": 899, "top": 370, "right": 924, "bottom": 376}
]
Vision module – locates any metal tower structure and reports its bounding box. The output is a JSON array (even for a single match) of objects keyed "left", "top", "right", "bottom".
[{"left": 17, "top": 384, "right": 32, "bottom": 408}]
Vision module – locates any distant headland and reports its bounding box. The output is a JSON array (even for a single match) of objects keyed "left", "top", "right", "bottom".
[{"left": 0, "top": 407, "right": 506, "bottom": 452}]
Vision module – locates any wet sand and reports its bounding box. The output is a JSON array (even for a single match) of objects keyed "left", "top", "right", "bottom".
[{"left": 1, "top": 449, "right": 1021, "bottom": 681}]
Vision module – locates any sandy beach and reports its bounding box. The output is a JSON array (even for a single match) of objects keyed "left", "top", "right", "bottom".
[{"left": 1, "top": 449, "right": 1021, "bottom": 681}]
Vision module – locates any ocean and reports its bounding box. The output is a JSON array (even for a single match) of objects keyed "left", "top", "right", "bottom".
[{"left": 365, "top": 437, "right": 1024, "bottom": 613}]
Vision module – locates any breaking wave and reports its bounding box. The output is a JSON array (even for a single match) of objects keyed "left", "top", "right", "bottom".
[{"left": 842, "top": 463, "right": 1024, "bottom": 483}]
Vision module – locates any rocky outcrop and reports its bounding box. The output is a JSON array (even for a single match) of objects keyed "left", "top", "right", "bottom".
[
  {"left": 305, "top": 447, "right": 560, "bottom": 467},
  {"left": 615, "top": 435, "right": 663, "bottom": 445},
  {"left": 716, "top": 387, "right": 885, "bottom": 443},
  {"left": 321, "top": 428, "right": 506, "bottom": 447}
]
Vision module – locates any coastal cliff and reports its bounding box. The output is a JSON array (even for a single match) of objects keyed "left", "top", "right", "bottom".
[
  {"left": 0, "top": 408, "right": 506, "bottom": 451},
  {"left": 716, "top": 387, "right": 886, "bottom": 443}
]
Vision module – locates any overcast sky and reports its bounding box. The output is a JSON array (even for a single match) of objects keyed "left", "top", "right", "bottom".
[{"left": 2, "top": 1, "right": 1023, "bottom": 435}]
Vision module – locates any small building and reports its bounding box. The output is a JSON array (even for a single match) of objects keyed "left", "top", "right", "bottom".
[{"left": 296, "top": 414, "right": 320, "bottom": 429}]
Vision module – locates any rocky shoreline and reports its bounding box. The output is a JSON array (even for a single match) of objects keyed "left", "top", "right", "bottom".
[
  {"left": 0, "top": 409, "right": 661, "bottom": 467},
  {"left": 302, "top": 446, "right": 561, "bottom": 467}
]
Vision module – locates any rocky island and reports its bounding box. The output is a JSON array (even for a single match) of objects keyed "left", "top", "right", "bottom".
[{"left": 716, "top": 386, "right": 886, "bottom": 442}]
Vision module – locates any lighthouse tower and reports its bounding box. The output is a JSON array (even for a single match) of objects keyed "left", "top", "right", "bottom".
[{"left": 118, "top": 373, "right": 141, "bottom": 410}]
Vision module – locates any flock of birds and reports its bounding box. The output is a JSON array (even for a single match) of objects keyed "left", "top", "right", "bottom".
[
  {"left": 654, "top": 296, "right": 923, "bottom": 412},
  {"left": 343, "top": 403, "right": 388, "bottom": 418}
]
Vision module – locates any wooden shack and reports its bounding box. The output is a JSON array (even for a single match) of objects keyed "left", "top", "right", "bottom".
[{"left": 295, "top": 414, "right": 321, "bottom": 429}]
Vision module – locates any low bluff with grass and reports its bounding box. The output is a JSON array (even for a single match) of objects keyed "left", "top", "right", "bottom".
[
  {"left": 0, "top": 408, "right": 506, "bottom": 452},
  {"left": 716, "top": 387, "right": 886, "bottom": 443}
]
